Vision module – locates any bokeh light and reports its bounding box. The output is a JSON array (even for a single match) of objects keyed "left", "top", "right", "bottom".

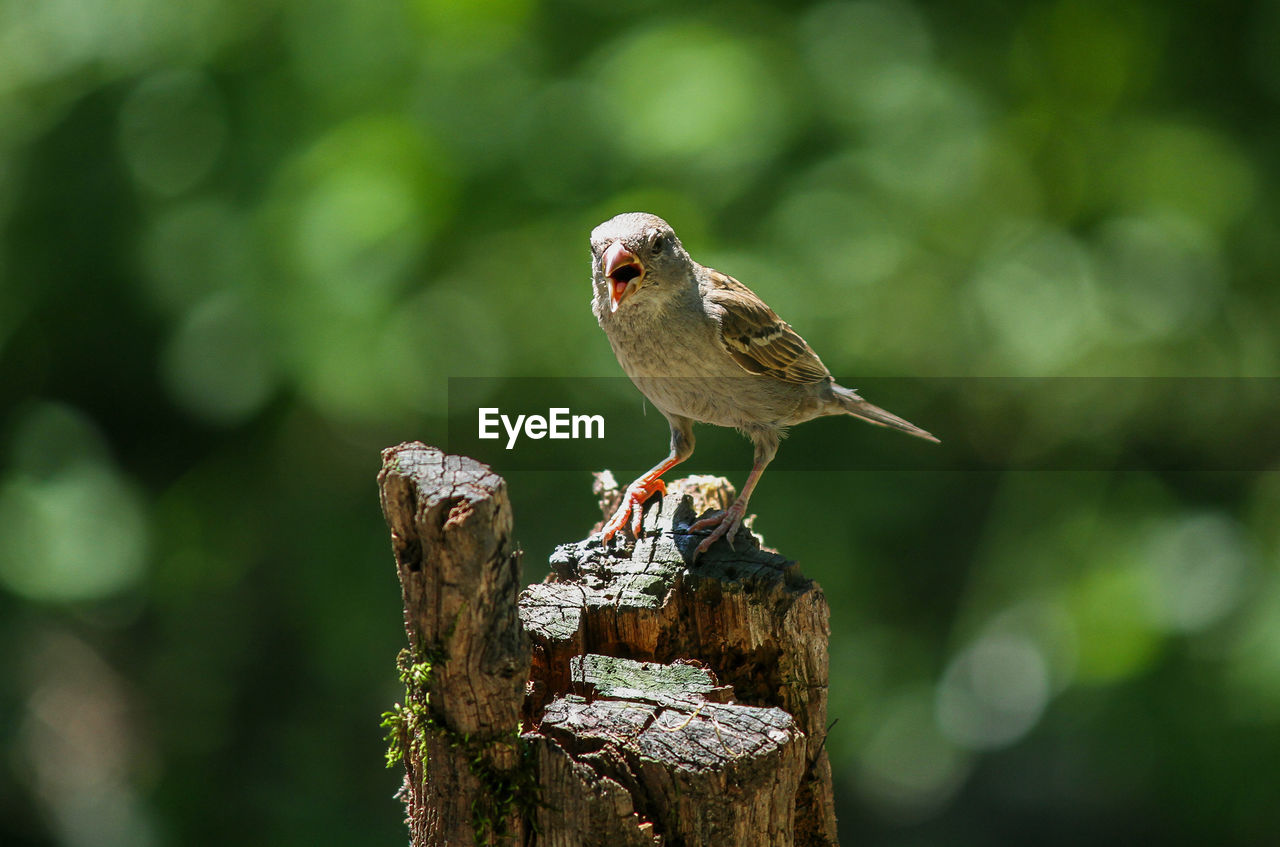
[
  {"left": 0, "top": 404, "right": 149, "bottom": 602},
  {"left": 117, "top": 69, "right": 227, "bottom": 197},
  {"left": 936, "top": 633, "right": 1051, "bottom": 750},
  {"left": 855, "top": 688, "right": 970, "bottom": 823},
  {"left": 590, "top": 22, "right": 789, "bottom": 181}
]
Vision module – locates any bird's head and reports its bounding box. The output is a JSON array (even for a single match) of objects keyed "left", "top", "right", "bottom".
[{"left": 590, "top": 212, "right": 691, "bottom": 314}]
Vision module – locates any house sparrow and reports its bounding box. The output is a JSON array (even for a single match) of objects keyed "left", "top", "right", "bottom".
[{"left": 590, "top": 212, "right": 937, "bottom": 556}]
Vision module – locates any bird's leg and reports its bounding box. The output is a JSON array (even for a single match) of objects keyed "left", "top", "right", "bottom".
[
  {"left": 599, "top": 455, "right": 678, "bottom": 543},
  {"left": 690, "top": 432, "right": 777, "bottom": 557},
  {"left": 600, "top": 417, "right": 694, "bottom": 544},
  {"left": 689, "top": 461, "right": 767, "bottom": 555}
]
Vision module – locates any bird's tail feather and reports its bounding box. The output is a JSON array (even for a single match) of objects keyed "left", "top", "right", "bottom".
[{"left": 834, "top": 386, "right": 939, "bottom": 443}]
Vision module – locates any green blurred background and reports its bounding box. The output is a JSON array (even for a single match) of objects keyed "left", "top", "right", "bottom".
[{"left": 2, "top": 0, "right": 1279, "bottom": 844}]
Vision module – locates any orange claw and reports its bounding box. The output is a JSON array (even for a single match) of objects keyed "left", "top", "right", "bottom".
[{"left": 600, "top": 476, "right": 668, "bottom": 543}]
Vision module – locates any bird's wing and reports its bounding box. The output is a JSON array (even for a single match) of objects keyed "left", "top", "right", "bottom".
[{"left": 703, "top": 268, "right": 832, "bottom": 385}]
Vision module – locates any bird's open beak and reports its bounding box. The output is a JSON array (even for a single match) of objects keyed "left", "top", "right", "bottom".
[{"left": 602, "top": 241, "right": 644, "bottom": 313}]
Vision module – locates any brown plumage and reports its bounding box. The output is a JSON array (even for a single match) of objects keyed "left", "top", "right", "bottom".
[{"left": 707, "top": 271, "right": 833, "bottom": 384}]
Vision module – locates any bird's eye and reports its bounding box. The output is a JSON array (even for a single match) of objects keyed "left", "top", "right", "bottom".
[{"left": 652, "top": 234, "right": 666, "bottom": 254}]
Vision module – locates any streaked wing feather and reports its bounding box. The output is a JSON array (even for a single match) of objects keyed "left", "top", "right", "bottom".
[{"left": 705, "top": 269, "right": 831, "bottom": 385}]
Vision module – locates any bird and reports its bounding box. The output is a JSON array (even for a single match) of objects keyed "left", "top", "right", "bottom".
[{"left": 590, "top": 211, "right": 938, "bottom": 557}]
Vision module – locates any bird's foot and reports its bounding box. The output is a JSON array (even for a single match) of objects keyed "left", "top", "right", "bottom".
[
  {"left": 600, "top": 475, "right": 668, "bottom": 544},
  {"left": 690, "top": 501, "right": 749, "bottom": 558}
]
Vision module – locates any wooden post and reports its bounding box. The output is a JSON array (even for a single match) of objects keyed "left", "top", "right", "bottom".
[
  {"left": 379, "top": 444, "right": 838, "bottom": 846},
  {"left": 378, "top": 445, "right": 531, "bottom": 845}
]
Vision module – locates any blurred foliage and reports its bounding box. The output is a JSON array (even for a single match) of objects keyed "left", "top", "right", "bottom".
[{"left": 1, "top": 0, "right": 1279, "bottom": 845}]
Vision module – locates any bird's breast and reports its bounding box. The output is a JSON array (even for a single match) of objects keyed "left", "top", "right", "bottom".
[{"left": 600, "top": 295, "right": 825, "bottom": 428}]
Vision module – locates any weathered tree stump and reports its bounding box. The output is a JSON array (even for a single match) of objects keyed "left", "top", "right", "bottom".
[
  {"left": 378, "top": 446, "right": 532, "bottom": 845},
  {"left": 379, "top": 443, "right": 837, "bottom": 846}
]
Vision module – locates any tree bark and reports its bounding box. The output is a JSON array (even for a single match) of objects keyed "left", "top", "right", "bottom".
[
  {"left": 379, "top": 443, "right": 837, "bottom": 846},
  {"left": 378, "top": 445, "right": 531, "bottom": 845}
]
